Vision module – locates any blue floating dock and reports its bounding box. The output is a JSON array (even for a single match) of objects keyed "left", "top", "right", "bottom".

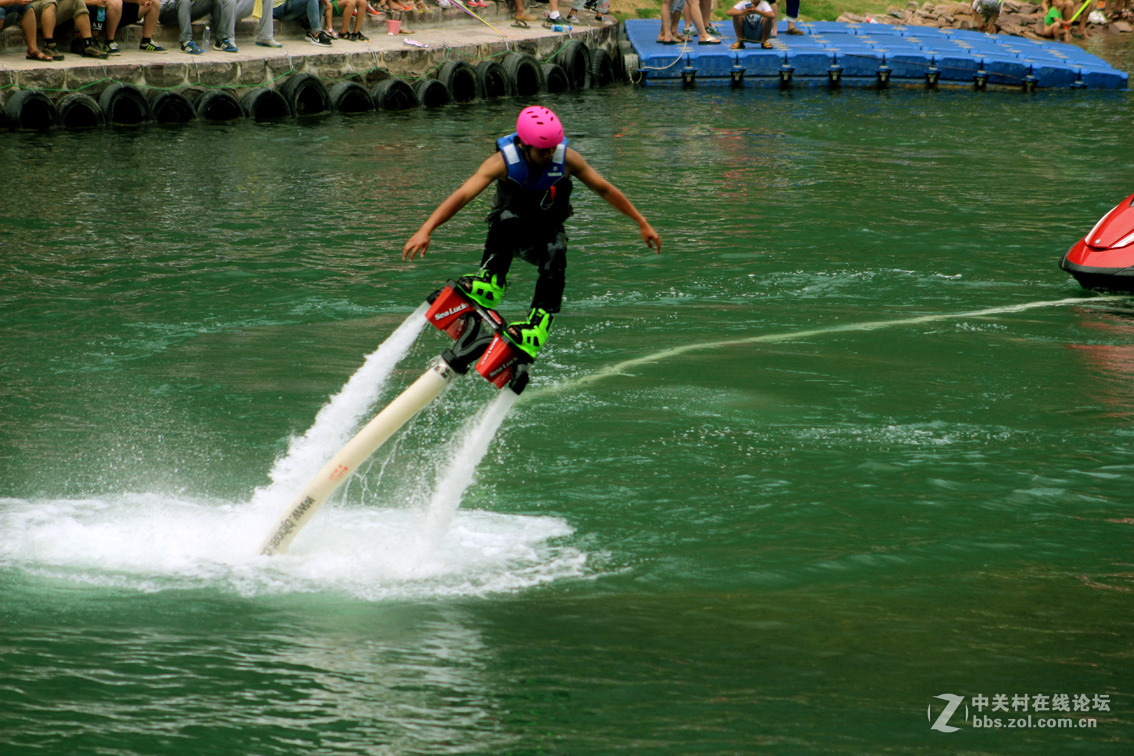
[{"left": 626, "top": 20, "right": 1128, "bottom": 90}]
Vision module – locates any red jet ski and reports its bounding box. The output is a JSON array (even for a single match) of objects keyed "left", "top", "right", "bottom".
[{"left": 1061, "top": 193, "right": 1134, "bottom": 292}]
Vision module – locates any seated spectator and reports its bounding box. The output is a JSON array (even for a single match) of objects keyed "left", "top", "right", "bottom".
[
  {"left": 1037, "top": 0, "right": 1070, "bottom": 41},
  {"left": 28, "top": 0, "right": 110, "bottom": 58},
  {"left": 273, "top": 0, "right": 331, "bottom": 46},
  {"left": 158, "top": 0, "right": 237, "bottom": 54},
  {"left": 727, "top": 0, "right": 774, "bottom": 49},
  {"left": 1, "top": 0, "right": 57, "bottom": 61},
  {"left": 231, "top": 0, "right": 281, "bottom": 47},
  {"left": 84, "top": 0, "right": 163, "bottom": 53},
  {"left": 322, "top": 0, "right": 367, "bottom": 40},
  {"left": 971, "top": 0, "right": 1001, "bottom": 33}
]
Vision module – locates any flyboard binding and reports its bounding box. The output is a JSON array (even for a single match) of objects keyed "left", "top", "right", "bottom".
[
  {"left": 258, "top": 282, "right": 533, "bottom": 556},
  {"left": 425, "top": 280, "right": 533, "bottom": 394}
]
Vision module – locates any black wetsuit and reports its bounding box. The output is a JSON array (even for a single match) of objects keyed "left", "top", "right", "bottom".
[{"left": 480, "top": 133, "right": 575, "bottom": 314}]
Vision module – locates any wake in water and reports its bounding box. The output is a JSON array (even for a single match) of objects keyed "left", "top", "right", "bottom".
[{"left": 0, "top": 306, "right": 586, "bottom": 599}]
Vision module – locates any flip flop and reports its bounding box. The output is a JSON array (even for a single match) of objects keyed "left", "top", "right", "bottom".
[
  {"left": 698, "top": 37, "right": 722, "bottom": 45},
  {"left": 656, "top": 39, "right": 677, "bottom": 45}
]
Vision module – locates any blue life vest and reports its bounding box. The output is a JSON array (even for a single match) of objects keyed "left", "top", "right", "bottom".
[{"left": 490, "top": 133, "right": 574, "bottom": 227}]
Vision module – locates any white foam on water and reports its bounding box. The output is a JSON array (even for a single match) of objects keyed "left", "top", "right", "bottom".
[
  {"left": 0, "top": 493, "right": 585, "bottom": 600},
  {"left": 0, "top": 305, "right": 586, "bottom": 599}
]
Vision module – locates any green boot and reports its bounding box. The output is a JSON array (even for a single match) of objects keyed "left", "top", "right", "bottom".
[
  {"left": 457, "top": 269, "right": 506, "bottom": 309},
  {"left": 508, "top": 307, "right": 554, "bottom": 358}
]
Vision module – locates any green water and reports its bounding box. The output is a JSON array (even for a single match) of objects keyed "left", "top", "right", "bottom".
[{"left": 3, "top": 70, "right": 1134, "bottom": 753}]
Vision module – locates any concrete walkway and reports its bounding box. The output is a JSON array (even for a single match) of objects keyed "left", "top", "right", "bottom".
[{"left": 0, "top": 3, "right": 619, "bottom": 93}]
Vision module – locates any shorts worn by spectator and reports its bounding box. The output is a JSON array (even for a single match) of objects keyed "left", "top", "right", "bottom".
[
  {"left": 2, "top": 0, "right": 58, "bottom": 61},
  {"left": 728, "top": 0, "right": 774, "bottom": 49},
  {"left": 29, "top": 0, "right": 110, "bottom": 58},
  {"left": 82, "top": 0, "right": 162, "bottom": 53}
]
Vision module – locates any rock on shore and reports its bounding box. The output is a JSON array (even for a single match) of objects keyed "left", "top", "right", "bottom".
[{"left": 838, "top": 1, "right": 1133, "bottom": 39}]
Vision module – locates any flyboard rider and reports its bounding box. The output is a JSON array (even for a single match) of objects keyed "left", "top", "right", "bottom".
[{"left": 402, "top": 106, "right": 662, "bottom": 358}]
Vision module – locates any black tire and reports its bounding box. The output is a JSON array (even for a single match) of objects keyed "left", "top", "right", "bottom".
[
  {"left": 240, "top": 87, "right": 292, "bottom": 120},
  {"left": 150, "top": 90, "right": 197, "bottom": 123},
  {"left": 475, "top": 59, "right": 511, "bottom": 99},
  {"left": 194, "top": 89, "right": 244, "bottom": 121},
  {"left": 436, "top": 60, "right": 480, "bottom": 103},
  {"left": 98, "top": 82, "right": 151, "bottom": 125},
  {"left": 4, "top": 89, "right": 56, "bottom": 131},
  {"left": 370, "top": 78, "right": 416, "bottom": 110},
  {"left": 279, "top": 73, "right": 331, "bottom": 117},
  {"left": 412, "top": 78, "right": 452, "bottom": 108},
  {"left": 553, "top": 40, "right": 592, "bottom": 90},
  {"left": 541, "top": 63, "right": 570, "bottom": 94},
  {"left": 590, "top": 46, "right": 615, "bottom": 88},
  {"left": 502, "top": 52, "right": 545, "bottom": 96},
  {"left": 328, "top": 80, "right": 374, "bottom": 113},
  {"left": 56, "top": 92, "right": 104, "bottom": 129}
]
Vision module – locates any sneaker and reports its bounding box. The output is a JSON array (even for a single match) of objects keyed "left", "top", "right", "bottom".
[
  {"left": 139, "top": 41, "right": 167, "bottom": 52},
  {"left": 213, "top": 37, "right": 238, "bottom": 52},
  {"left": 457, "top": 270, "right": 506, "bottom": 309},
  {"left": 104, "top": 40, "right": 120, "bottom": 55},
  {"left": 81, "top": 41, "right": 110, "bottom": 59},
  {"left": 255, "top": 38, "right": 283, "bottom": 48},
  {"left": 43, "top": 42, "right": 65, "bottom": 60},
  {"left": 306, "top": 30, "right": 332, "bottom": 46},
  {"left": 180, "top": 40, "right": 203, "bottom": 55},
  {"left": 507, "top": 308, "right": 554, "bottom": 358}
]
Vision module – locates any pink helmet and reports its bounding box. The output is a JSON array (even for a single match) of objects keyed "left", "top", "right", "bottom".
[{"left": 516, "top": 106, "right": 564, "bottom": 149}]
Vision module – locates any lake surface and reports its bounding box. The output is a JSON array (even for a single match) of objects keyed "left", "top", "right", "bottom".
[{"left": 2, "top": 43, "right": 1133, "bottom": 754}]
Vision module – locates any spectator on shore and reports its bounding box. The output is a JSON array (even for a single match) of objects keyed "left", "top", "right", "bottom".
[
  {"left": 82, "top": 0, "right": 162, "bottom": 53},
  {"left": 273, "top": 0, "right": 332, "bottom": 46},
  {"left": 2, "top": 0, "right": 57, "bottom": 61},
  {"left": 780, "top": 0, "right": 801, "bottom": 34},
  {"left": 159, "top": 0, "right": 237, "bottom": 54},
  {"left": 321, "top": 0, "right": 367, "bottom": 39},
  {"left": 727, "top": 0, "right": 773, "bottom": 48},
  {"left": 544, "top": 0, "right": 579, "bottom": 27},
  {"left": 666, "top": 0, "right": 718, "bottom": 42},
  {"left": 513, "top": 0, "right": 536, "bottom": 23},
  {"left": 1037, "top": 0, "right": 1070, "bottom": 40},
  {"left": 28, "top": 0, "right": 110, "bottom": 58},
  {"left": 1060, "top": 0, "right": 1089, "bottom": 35},
  {"left": 971, "top": 0, "right": 1000, "bottom": 32},
  {"left": 231, "top": 0, "right": 279, "bottom": 46}
]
